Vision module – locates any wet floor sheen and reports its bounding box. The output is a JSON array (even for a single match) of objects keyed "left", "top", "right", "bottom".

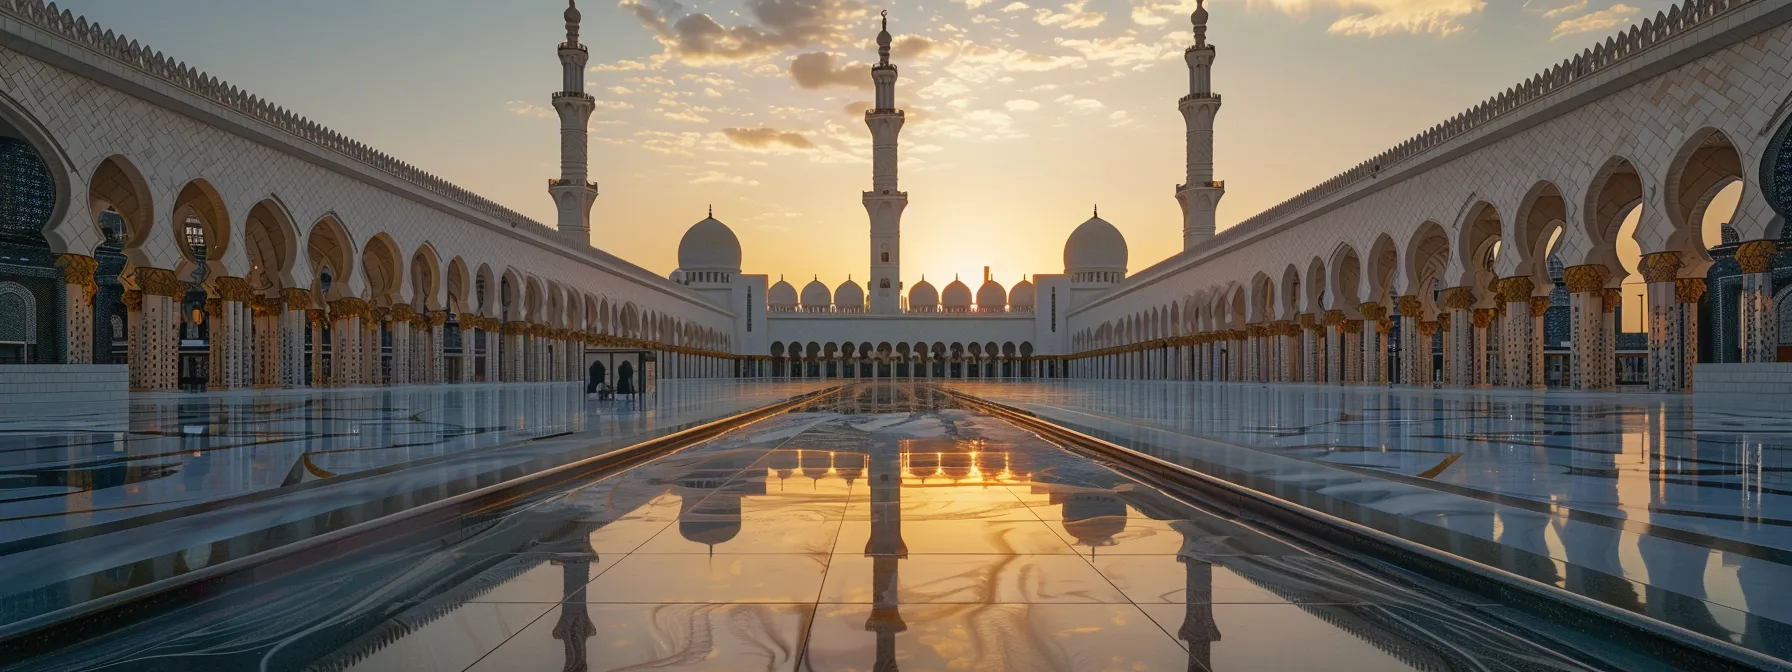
[{"left": 12, "top": 383, "right": 1657, "bottom": 671}]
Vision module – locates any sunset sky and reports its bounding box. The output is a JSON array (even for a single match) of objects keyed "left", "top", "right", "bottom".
[{"left": 69, "top": 0, "right": 1695, "bottom": 294}]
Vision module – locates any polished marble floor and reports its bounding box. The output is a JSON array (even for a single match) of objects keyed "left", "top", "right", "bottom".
[
  {"left": 0, "top": 380, "right": 832, "bottom": 631},
  {"left": 943, "top": 379, "right": 1792, "bottom": 662},
  {"left": 7, "top": 383, "right": 1670, "bottom": 671}
]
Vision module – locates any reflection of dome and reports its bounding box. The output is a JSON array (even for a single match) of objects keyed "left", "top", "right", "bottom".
[
  {"left": 1009, "top": 277, "right": 1035, "bottom": 309},
  {"left": 909, "top": 277, "right": 938, "bottom": 311},
  {"left": 976, "top": 278, "right": 1006, "bottom": 312},
  {"left": 1064, "top": 215, "right": 1128, "bottom": 277},
  {"left": 1060, "top": 494, "right": 1127, "bottom": 547},
  {"left": 801, "top": 277, "right": 831, "bottom": 310},
  {"left": 941, "top": 277, "right": 971, "bottom": 312},
  {"left": 799, "top": 449, "right": 831, "bottom": 482},
  {"left": 834, "top": 278, "right": 864, "bottom": 311},
  {"left": 834, "top": 452, "right": 864, "bottom": 485},
  {"left": 941, "top": 451, "right": 973, "bottom": 481},
  {"left": 679, "top": 518, "right": 740, "bottom": 546},
  {"left": 769, "top": 276, "right": 798, "bottom": 308},
  {"left": 676, "top": 216, "right": 742, "bottom": 272}
]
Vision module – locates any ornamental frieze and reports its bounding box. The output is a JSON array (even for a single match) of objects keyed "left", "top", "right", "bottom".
[
  {"left": 1675, "top": 278, "right": 1708, "bottom": 304},
  {"left": 134, "top": 267, "right": 185, "bottom": 297}
]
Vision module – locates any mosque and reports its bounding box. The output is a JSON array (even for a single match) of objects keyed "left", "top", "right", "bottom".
[{"left": 656, "top": 8, "right": 1195, "bottom": 379}]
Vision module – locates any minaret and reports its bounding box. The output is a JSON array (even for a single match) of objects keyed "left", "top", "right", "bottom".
[
  {"left": 1175, "top": 0, "right": 1223, "bottom": 251},
  {"left": 550, "top": 1, "right": 599, "bottom": 246},
  {"left": 864, "top": 10, "right": 908, "bottom": 314}
]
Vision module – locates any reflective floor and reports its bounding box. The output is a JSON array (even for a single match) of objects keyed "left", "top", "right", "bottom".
[
  {"left": 0, "top": 380, "right": 832, "bottom": 630},
  {"left": 9, "top": 383, "right": 1671, "bottom": 671},
  {"left": 944, "top": 380, "right": 1792, "bottom": 662}
]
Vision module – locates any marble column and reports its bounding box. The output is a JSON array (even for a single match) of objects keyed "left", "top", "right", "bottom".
[
  {"left": 1736, "top": 240, "right": 1779, "bottom": 363},
  {"left": 307, "top": 308, "right": 328, "bottom": 386},
  {"left": 251, "top": 296, "right": 279, "bottom": 386},
  {"left": 210, "top": 277, "right": 253, "bottom": 389},
  {"left": 1396, "top": 296, "right": 1421, "bottom": 386},
  {"left": 131, "top": 268, "right": 183, "bottom": 391},
  {"left": 1323, "top": 311, "right": 1346, "bottom": 383},
  {"left": 1416, "top": 320, "right": 1438, "bottom": 386},
  {"left": 55, "top": 254, "right": 97, "bottom": 364},
  {"left": 1298, "top": 315, "right": 1319, "bottom": 383},
  {"left": 1564, "top": 265, "right": 1613, "bottom": 390},
  {"left": 1638, "top": 253, "right": 1690, "bottom": 392},
  {"left": 1442, "top": 287, "right": 1473, "bottom": 387},
  {"left": 1360, "top": 302, "right": 1387, "bottom": 386},
  {"left": 1498, "top": 278, "right": 1539, "bottom": 389},
  {"left": 1342, "top": 319, "right": 1363, "bottom": 385},
  {"left": 329, "top": 298, "right": 370, "bottom": 387},
  {"left": 1472, "top": 308, "right": 1495, "bottom": 388},
  {"left": 281, "top": 289, "right": 311, "bottom": 387}
]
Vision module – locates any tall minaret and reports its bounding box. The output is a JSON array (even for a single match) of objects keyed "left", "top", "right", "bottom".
[
  {"left": 1175, "top": 0, "right": 1223, "bottom": 251},
  {"left": 550, "top": 1, "right": 599, "bottom": 246},
  {"left": 864, "top": 10, "right": 908, "bottom": 315}
]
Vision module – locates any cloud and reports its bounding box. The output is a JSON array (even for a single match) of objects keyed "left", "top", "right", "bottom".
[
  {"left": 1054, "top": 94, "right": 1104, "bottom": 111},
  {"left": 1034, "top": 1, "right": 1106, "bottom": 29},
  {"left": 690, "top": 170, "right": 761, "bottom": 186},
  {"left": 1002, "top": 1, "right": 1030, "bottom": 10},
  {"left": 505, "top": 101, "right": 553, "bottom": 118},
  {"left": 721, "top": 126, "right": 819, "bottom": 149},
  {"left": 608, "top": 86, "right": 635, "bottom": 95},
  {"left": 1005, "top": 99, "right": 1041, "bottom": 111},
  {"left": 926, "top": 108, "right": 1025, "bottom": 141},
  {"left": 893, "top": 35, "right": 939, "bottom": 61},
  {"left": 1252, "top": 0, "right": 1486, "bottom": 37},
  {"left": 591, "top": 59, "right": 653, "bottom": 72},
  {"left": 594, "top": 100, "right": 634, "bottom": 110},
  {"left": 1523, "top": 0, "right": 1586, "bottom": 18},
  {"left": 1055, "top": 34, "right": 1180, "bottom": 70},
  {"left": 789, "top": 52, "right": 872, "bottom": 89},
  {"left": 1550, "top": 3, "right": 1636, "bottom": 39},
  {"left": 620, "top": 0, "right": 867, "bottom": 64}
]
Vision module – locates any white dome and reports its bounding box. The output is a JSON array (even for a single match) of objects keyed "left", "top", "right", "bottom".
[
  {"left": 834, "top": 278, "right": 864, "bottom": 310},
  {"left": 800, "top": 277, "right": 831, "bottom": 310},
  {"left": 768, "top": 276, "right": 797, "bottom": 307},
  {"left": 1064, "top": 215, "right": 1128, "bottom": 275},
  {"left": 1009, "top": 277, "right": 1035, "bottom": 308},
  {"left": 677, "top": 216, "right": 742, "bottom": 272},
  {"left": 941, "top": 277, "right": 972, "bottom": 311},
  {"left": 909, "top": 277, "right": 938, "bottom": 311},
  {"left": 976, "top": 278, "right": 1006, "bottom": 312}
]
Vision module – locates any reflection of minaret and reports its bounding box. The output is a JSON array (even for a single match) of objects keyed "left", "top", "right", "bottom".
[
  {"left": 548, "top": 531, "right": 598, "bottom": 672},
  {"left": 1174, "top": 531, "right": 1220, "bottom": 671},
  {"left": 864, "top": 11, "right": 908, "bottom": 314},
  {"left": 1056, "top": 491, "right": 1125, "bottom": 555},
  {"left": 866, "top": 437, "right": 907, "bottom": 671},
  {"left": 549, "top": 1, "right": 599, "bottom": 245},
  {"left": 1174, "top": 0, "right": 1223, "bottom": 250}
]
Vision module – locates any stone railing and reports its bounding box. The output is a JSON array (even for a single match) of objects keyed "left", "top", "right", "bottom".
[
  {"left": 1208, "top": 0, "right": 1756, "bottom": 247},
  {"left": 0, "top": 0, "right": 555, "bottom": 237}
]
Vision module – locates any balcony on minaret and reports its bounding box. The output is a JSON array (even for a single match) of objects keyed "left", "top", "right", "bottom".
[
  {"left": 1176, "top": 181, "right": 1224, "bottom": 192},
  {"left": 1179, "top": 93, "right": 1221, "bottom": 104},
  {"left": 548, "top": 178, "right": 599, "bottom": 191},
  {"left": 553, "top": 91, "right": 594, "bottom": 101}
]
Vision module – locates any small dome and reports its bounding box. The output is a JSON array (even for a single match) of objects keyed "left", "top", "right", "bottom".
[
  {"left": 1009, "top": 277, "right": 1036, "bottom": 308},
  {"left": 1064, "top": 214, "right": 1128, "bottom": 276},
  {"left": 1191, "top": 0, "right": 1207, "bottom": 27},
  {"left": 942, "top": 277, "right": 972, "bottom": 311},
  {"left": 769, "top": 276, "right": 798, "bottom": 307},
  {"left": 801, "top": 277, "right": 832, "bottom": 310},
  {"left": 677, "top": 216, "right": 742, "bottom": 272},
  {"left": 565, "top": 0, "right": 582, "bottom": 24},
  {"left": 834, "top": 277, "right": 864, "bottom": 310},
  {"left": 909, "top": 277, "right": 938, "bottom": 311},
  {"left": 976, "top": 278, "right": 1007, "bottom": 312}
]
